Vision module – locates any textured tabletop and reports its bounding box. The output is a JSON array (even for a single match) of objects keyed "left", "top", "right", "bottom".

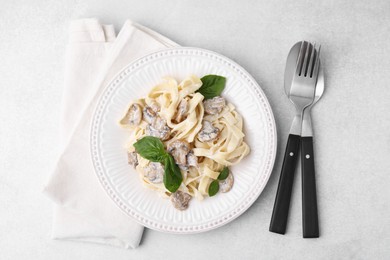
[{"left": 1, "top": 0, "right": 389, "bottom": 259}]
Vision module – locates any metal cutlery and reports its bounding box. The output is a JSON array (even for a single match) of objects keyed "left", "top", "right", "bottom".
[{"left": 270, "top": 41, "right": 321, "bottom": 237}]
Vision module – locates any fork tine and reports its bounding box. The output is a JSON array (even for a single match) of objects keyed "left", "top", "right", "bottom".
[
  {"left": 295, "top": 41, "right": 306, "bottom": 76},
  {"left": 300, "top": 42, "right": 311, "bottom": 76},
  {"left": 311, "top": 44, "right": 321, "bottom": 78},
  {"left": 307, "top": 43, "right": 316, "bottom": 77}
]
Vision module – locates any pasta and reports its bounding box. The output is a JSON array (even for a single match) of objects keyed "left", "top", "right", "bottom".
[{"left": 119, "top": 75, "right": 250, "bottom": 210}]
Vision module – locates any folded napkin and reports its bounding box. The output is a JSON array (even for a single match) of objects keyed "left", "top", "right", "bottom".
[{"left": 44, "top": 18, "right": 178, "bottom": 249}]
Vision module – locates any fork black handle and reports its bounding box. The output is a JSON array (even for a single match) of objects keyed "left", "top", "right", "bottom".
[
  {"left": 301, "top": 136, "right": 319, "bottom": 238},
  {"left": 269, "top": 134, "right": 300, "bottom": 234}
]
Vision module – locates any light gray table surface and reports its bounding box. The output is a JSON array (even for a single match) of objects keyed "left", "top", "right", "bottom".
[{"left": 1, "top": 0, "right": 389, "bottom": 259}]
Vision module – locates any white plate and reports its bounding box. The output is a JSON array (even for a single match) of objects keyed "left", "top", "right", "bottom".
[{"left": 90, "top": 47, "right": 277, "bottom": 234}]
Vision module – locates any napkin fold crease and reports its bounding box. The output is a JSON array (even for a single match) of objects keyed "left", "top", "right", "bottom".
[{"left": 44, "top": 18, "right": 179, "bottom": 249}]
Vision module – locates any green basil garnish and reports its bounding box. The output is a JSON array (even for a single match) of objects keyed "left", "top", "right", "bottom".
[
  {"left": 197, "top": 75, "right": 226, "bottom": 99},
  {"left": 133, "top": 136, "right": 168, "bottom": 162},
  {"left": 133, "top": 136, "right": 182, "bottom": 193},
  {"left": 208, "top": 180, "right": 220, "bottom": 197},
  {"left": 163, "top": 155, "right": 183, "bottom": 193},
  {"left": 217, "top": 167, "right": 229, "bottom": 180}
]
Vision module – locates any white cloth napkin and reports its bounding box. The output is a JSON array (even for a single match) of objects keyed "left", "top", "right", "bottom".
[{"left": 44, "top": 18, "right": 178, "bottom": 249}]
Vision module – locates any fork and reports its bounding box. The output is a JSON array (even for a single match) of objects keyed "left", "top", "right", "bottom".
[
  {"left": 270, "top": 42, "right": 320, "bottom": 235},
  {"left": 301, "top": 45, "right": 322, "bottom": 238}
]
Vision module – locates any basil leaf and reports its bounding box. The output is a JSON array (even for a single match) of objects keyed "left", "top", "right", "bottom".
[
  {"left": 163, "top": 155, "right": 183, "bottom": 193},
  {"left": 197, "top": 75, "right": 226, "bottom": 99},
  {"left": 133, "top": 136, "right": 167, "bottom": 162},
  {"left": 208, "top": 180, "right": 219, "bottom": 197},
  {"left": 217, "top": 167, "right": 229, "bottom": 180}
]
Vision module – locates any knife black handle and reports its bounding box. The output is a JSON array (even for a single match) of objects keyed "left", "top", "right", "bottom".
[
  {"left": 270, "top": 134, "right": 300, "bottom": 234},
  {"left": 301, "top": 136, "right": 319, "bottom": 238}
]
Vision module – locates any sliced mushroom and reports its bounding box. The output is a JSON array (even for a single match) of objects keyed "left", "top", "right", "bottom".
[
  {"left": 175, "top": 98, "right": 189, "bottom": 123},
  {"left": 143, "top": 162, "right": 164, "bottom": 183},
  {"left": 127, "top": 104, "right": 142, "bottom": 126},
  {"left": 203, "top": 96, "right": 226, "bottom": 115},
  {"left": 146, "top": 124, "right": 170, "bottom": 140},
  {"left": 167, "top": 140, "right": 190, "bottom": 168},
  {"left": 198, "top": 120, "right": 220, "bottom": 142},
  {"left": 153, "top": 117, "right": 167, "bottom": 130},
  {"left": 186, "top": 152, "right": 198, "bottom": 168},
  {"left": 145, "top": 116, "right": 171, "bottom": 141},
  {"left": 170, "top": 190, "right": 192, "bottom": 210},
  {"left": 149, "top": 101, "right": 160, "bottom": 113},
  {"left": 127, "top": 151, "right": 138, "bottom": 168},
  {"left": 219, "top": 172, "right": 234, "bottom": 193},
  {"left": 143, "top": 106, "right": 157, "bottom": 124}
]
